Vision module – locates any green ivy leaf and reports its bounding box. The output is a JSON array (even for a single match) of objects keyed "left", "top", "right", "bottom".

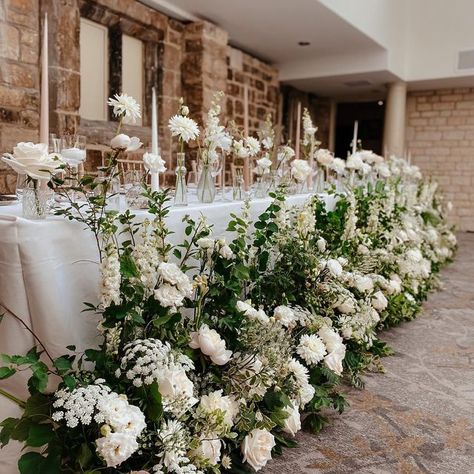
[
  {"left": 0, "top": 366, "right": 15, "bottom": 379},
  {"left": 26, "top": 423, "right": 55, "bottom": 447},
  {"left": 18, "top": 452, "right": 44, "bottom": 474},
  {"left": 146, "top": 381, "right": 163, "bottom": 421}
]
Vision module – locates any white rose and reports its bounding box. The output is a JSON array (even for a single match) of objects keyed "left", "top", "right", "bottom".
[
  {"left": 273, "top": 306, "right": 296, "bottom": 328},
  {"left": 327, "top": 259, "right": 343, "bottom": 278},
  {"left": 242, "top": 429, "right": 275, "bottom": 472},
  {"left": 372, "top": 291, "right": 388, "bottom": 311},
  {"left": 102, "top": 400, "right": 146, "bottom": 438},
  {"left": 189, "top": 325, "right": 232, "bottom": 365},
  {"left": 143, "top": 152, "right": 166, "bottom": 173},
  {"left": 192, "top": 436, "right": 222, "bottom": 465},
  {"left": 110, "top": 134, "right": 142, "bottom": 151},
  {"left": 317, "top": 237, "right": 326, "bottom": 252},
  {"left": 357, "top": 244, "right": 369, "bottom": 255},
  {"left": 297, "top": 382, "right": 315, "bottom": 407},
  {"left": 354, "top": 275, "right": 374, "bottom": 293},
  {"left": 157, "top": 367, "right": 197, "bottom": 405},
  {"left": 154, "top": 284, "right": 185, "bottom": 309},
  {"left": 2, "top": 142, "right": 61, "bottom": 180},
  {"left": 96, "top": 432, "right": 139, "bottom": 468},
  {"left": 158, "top": 262, "right": 184, "bottom": 285},
  {"left": 324, "top": 344, "right": 346, "bottom": 376},
  {"left": 318, "top": 326, "right": 343, "bottom": 354},
  {"left": 282, "top": 403, "right": 301, "bottom": 436}
]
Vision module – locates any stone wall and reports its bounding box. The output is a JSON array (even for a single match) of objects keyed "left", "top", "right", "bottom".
[
  {"left": 406, "top": 88, "right": 474, "bottom": 231},
  {"left": 226, "top": 47, "right": 280, "bottom": 135},
  {"left": 0, "top": 0, "right": 41, "bottom": 193},
  {"left": 0, "top": 0, "right": 283, "bottom": 193}
]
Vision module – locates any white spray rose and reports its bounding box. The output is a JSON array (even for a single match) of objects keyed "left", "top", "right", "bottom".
[
  {"left": 242, "top": 429, "right": 275, "bottom": 472},
  {"left": 110, "top": 134, "right": 142, "bottom": 151},
  {"left": 96, "top": 432, "right": 139, "bottom": 468},
  {"left": 327, "top": 259, "right": 343, "bottom": 278},
  {"left": 273, "top": 305, "right": 296, "bottom": 328},
  {"left": 354, "top": 275, "right": 374, "bottom": 293}
]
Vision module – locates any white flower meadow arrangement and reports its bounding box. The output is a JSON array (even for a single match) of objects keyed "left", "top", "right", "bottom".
[{"left": 0, "top": 94, "right": 456, "bottom": 474}]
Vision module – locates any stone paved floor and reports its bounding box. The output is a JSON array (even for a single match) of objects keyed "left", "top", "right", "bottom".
[{"left": 265, "top": 233, "right": 474, "bottom": 474}]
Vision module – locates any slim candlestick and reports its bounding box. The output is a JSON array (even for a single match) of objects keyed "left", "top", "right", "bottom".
[
  {"left": 352, "top": 120, "right": 358, "bottom": 155},
  {"left": 151, "top": 87, "right": 158, "bottom": 155},
  {"left": 295, "top": 101, "right": 301, "bottom": 159},
  {"left": 40, "top": 13, "right": 49, "bottom": 145},
  {"left": 151, "top": 172, "right": 159, "bottom": 192},
  {"left": 243, "top": 84, "right": 250, "bottom": 191}
]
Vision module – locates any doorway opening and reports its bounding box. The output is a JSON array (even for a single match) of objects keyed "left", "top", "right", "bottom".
[{"left": 335, "top": 101, "right": 385, "bottom": 157}]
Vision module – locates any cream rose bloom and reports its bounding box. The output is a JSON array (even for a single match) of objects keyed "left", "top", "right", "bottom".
[
  {"left": 282, "top": 403, "right": 301, "bottom": 436},
  {"left": 317, "top": 237, "right": 326, "bottom": 252},
  {"left": 143, "top": 152, "right": 166, "bottom": 173},
  {"left": 192, "top": 436, "right": 222, "bottom": 465},
  {"left": 156, "top": 366, "right": 197, "bottom": 407},
  {"left": 198, "top": 390, "right": 239, "bottom": 427},
  {"left": 324, "top": 344, "right": 346, "bottom": 375},
  {"left": 96, "top": 432, "right": 139, "bottom": 468},
  {"left": 2, "top": 142, "right": 61, "bottom": 180},
  {"left": 154, "top": 284, "right": 186, "bottom": 309},
  {"left": 315, "top": 149, "right": 334, "bottom": 166},
  {"left": 189, "top": 324, "right": 232, "bottom": 365},
  {"left": 273, "top": 305, "right": 296, "bottom": 328},
  {"left": 242, "top": 429, "right": 275, "bottom": 471},
  {"left": 335, "top": 296, "right": 356, "bottom": 314},
  {"left": 354, "top": 275, "right": 374, "bottom": 293},
  {"left": 110, "top": 134, "right": 142, "bottom": 151},
  {"left": 291, "top": 159, "right": 312, "bottom": 182},
  {"left": 327, "top": 259, "right": 343, "bottom": 278}
]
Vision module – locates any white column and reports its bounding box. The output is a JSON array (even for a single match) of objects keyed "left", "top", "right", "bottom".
[{"left": 383, "top": 81, "right": 407, "bottom": 157}]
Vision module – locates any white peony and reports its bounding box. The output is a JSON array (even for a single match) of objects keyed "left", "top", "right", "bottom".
[
  {"left": 189, "top": 325, "right": 232, "bottom": 365},
  {"left": 143, "top": 152, "right": 166, "bottom": 173},
  {"left": 297, "top": 334, "right": 327, "bottom": 366},
  {"left": 110, "top": 134, "right": 142, "bottom": 151},
  {"left": 96, "top": 432, "right": 139, "bottom": 468},
  {"left": 282, "top": 402, "right": 301, "bottom": 436},
  {"left": 273, "top": 305, "right": 296, "bottom": 328},
  {"left": 242, "top": 429, "right": 275, "bottom": 472},
  {"left": 101, "top": 399, "right": 146, "bottom": 437},
  {"left": 372, "top": 291, "right": 388, "bottom": 311}
]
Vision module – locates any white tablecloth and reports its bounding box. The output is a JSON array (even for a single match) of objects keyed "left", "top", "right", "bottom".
[{"left": 0, "top": 192, "right": 335, "bottom": 472}]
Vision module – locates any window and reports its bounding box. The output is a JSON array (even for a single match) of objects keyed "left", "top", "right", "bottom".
[
  {"left": 122, "top": 35, "right": 143, "bottom": 125},
  {"left": 79, "top": 18, "right": 108, "bottom": 121}
]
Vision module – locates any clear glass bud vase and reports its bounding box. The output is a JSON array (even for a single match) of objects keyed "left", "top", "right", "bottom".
[
  {"left": 174, "top": 152, "right": 188, "bottom": 206},
  {"left": 197, "top": 163, "right": 216, "bottom": 203},
  {"left": 22, "top": 180, "right": 48, "bottom": 219}
]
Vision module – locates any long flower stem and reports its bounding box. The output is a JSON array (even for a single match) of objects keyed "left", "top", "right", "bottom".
[{"left": 0, "top": 388, "right": 26, "bottom": 408}]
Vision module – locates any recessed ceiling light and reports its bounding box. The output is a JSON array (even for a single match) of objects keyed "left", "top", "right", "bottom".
[
  {"left": 378, "top": 100, "right": 384, "bottom": 106},
  {"left": 298, "top": 41, "right": 311, "bottom": 46}
]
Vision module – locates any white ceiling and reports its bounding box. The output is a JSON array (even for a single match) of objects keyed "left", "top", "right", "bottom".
[{"left": 141, "top": 0, "right": 474, "bottom": 98}]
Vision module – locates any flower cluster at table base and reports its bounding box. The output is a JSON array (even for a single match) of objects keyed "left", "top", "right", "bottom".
[{"left": 0, "top": 148, "right": 457, "bottom": 473}]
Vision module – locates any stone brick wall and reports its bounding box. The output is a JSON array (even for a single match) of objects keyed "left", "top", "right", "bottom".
[
  {"left": 406, "top": 88, "right": 474, "bottom": 231},
  {"left": 0, "top": 0, "right": 40, "bottom": 193},
  {"left": 226, "top": 47, "right": 279, "bottom": 135},
  {"left": 0, "top": 0, "right": 285, "bottom": 193}
]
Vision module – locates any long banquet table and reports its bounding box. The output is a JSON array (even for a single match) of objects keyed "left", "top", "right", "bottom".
[{"left": 0, "top": 192, "right": 335, "bottom": 472}]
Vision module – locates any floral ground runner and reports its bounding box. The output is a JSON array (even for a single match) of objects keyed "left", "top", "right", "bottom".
[{"left": 0, "top": 153, "right": 456, "bottom": 474}]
